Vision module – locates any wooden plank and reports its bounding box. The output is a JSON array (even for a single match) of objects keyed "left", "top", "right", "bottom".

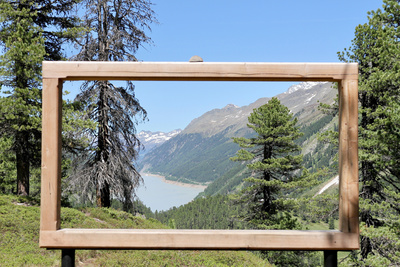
[
  {"left": 40, "top": 78, "right": 62, "bottom": 231},
  {"left": 40, "top": 229, "right": 359, "bottom": 250},
  {"left": 338, "top": 79, "right": 359, "bottom": 237},
  {"left": 42, "top": 62, "right": 358, "bottom": 81}
]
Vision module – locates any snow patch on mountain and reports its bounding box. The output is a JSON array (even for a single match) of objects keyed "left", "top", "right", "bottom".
[
  {"left": 139, "top": 129, "right": 181, "bottom": 143},
  {"left": 316, "top": 175, "right": 339, "bottom": 196},
  {"left": 285, "top": 82, "right": 328, "bottom": 94},
  {"left": 305, "top": 93, "right": 317, "bottom": 104},
  {"left": 138, "top": 129, "right": 182, "bottom": 153}
]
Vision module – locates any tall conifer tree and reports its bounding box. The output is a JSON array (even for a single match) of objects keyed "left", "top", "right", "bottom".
[
  {"left": 69, "top": 0, "right": 157, "bottom": 209},
  {"left": 231, "top": 97, "right": 323, "bottom": 266},
  {"left": 230, "top": 97, "right": 304, "bottom": 228},
  {"left": 0, "top": 1, "right": 44, "bottom": 195},
  {"left": 0, "top": 0, "right": 86, "bottom": 196},
  {"left": 337, "top": 0, "right": 400, "bottom": 264}
]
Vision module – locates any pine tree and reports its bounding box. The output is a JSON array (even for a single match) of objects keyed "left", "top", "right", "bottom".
[
  {"left": 337, "top": 0, "right": 400, "bottom": 264},
  {"left": 0, "top": 1, "right": 45, "bottom": 195},
  {"left": 230, "top": 97, "right": 305, "bottom": 229},
  {"left": 230, "top": 97, "right": 323, "bottom": 266},
  {"left": 68, "top": 0, "right": 157, "bottom": 209},
  {"left": 0, "top": 136, "right": 16, "bottom": 193},
  {"left": 0, "top": 0, "right": 88, "bottom": 196}
]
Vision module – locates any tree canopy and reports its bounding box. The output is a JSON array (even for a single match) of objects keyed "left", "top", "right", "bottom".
[
  {"left": 0, "top": 0, "right": 82, "bottom": 196},
  {"left": 230, "top": 97, "right": 305, "bottom": 229},
  {"left": 338, "top": 0, "right": 400, "bottom": 264},
  {"left": 67, "top": 0, "right": 157, "bottom": 209}
]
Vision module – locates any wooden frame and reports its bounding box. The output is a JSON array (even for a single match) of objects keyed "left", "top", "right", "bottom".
[{"left": 40, "top": 62, "right": 359, "bottom": 250}]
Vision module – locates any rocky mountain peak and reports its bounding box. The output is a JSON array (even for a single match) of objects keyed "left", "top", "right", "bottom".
[
  {"left": 138, "top": 81, "right": 338, "bottom": 186},
  {"left": 223, "top": 104, "right": 239, "bottom": 109},
  {"left": 285, "top": 82, "right": 328, "bottom": 94},
  {"left": 181, "top": 82, "right": 335, "bottom": 137},
  {"left": 138, "top": 129, "right": 182, "bottom": 154}
]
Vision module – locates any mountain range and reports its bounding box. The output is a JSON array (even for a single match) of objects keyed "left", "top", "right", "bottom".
[
  {"left": 137, "top": 81, "right": 338, "bottom": 190},
  {"left": 138, "top": 129, "right": 182, "bottom": 156}
]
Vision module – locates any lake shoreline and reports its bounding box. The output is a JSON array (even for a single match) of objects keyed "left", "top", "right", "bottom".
[{"left": 141, "top": 172, "right": 207, "bottom": 190}]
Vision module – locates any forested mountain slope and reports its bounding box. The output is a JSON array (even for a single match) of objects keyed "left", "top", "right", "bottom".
[{"left": 139, "top": 82, "right": 338, "bottom": 186}]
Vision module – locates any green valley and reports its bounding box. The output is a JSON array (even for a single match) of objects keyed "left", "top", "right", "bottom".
[{"left": 139, "top": 82, "right": 339, "bottom": 188}]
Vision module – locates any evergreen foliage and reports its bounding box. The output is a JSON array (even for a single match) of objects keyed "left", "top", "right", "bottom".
[
  {"left": 298, "top": 113, "right": 338, "bottom": 174},
  {"left": 0, "top": 137, "right": 16, "bottom": 193},
  {"left": 199, "top": 163, "right": 247, "bottom": 197},
  {"left": 336, "top": 0, "right": 400, "bottom": 264},
  {"left": 153, "top": 195, "right": 245, "bottom": 230},
  {"left": 296, "top": 114, "right": 333, "bottom": 145},
  {"left": 197, "top": 112, "right": 337, "bottom": 198},
  {"left": 0, "top": 0, "right": 92, "bottom": 197},
  {"left": 0, "top": 1, "right": 45, "bottom": 196},
  {"left": 295, "top": 193, "right": 339, "bottom": 225},
  {"left": 0, "top": 0, "right": 83, "bottom": 196},
  {"left": 228, "top": 97, "right": 327, "bottom": 266},
  {"left": 67, "top": 0, "right": 157, "bottom": 209},
  {"left": 230, "top": 97, "right": 310, "bottom": 229}
]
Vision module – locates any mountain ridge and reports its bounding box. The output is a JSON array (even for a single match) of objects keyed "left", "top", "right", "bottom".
[
  {"left": 138, "top": 82, "right": 337, "bottom": 185},
  {"left": 181, "top": 81, "right": 334, "bottom": 137},
  {"left": 138, "top": 129, "right": 182, "bottom": 155}
]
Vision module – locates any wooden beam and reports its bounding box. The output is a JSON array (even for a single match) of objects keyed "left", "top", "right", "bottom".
[
  {"left": 40, "top": 229, "right": 359, "bottom": 250},
  {"left": 338, "top": 79, "right": 359, "bottom": 237},
  {"left": 40, "top": 79, "right": 62, "bottom": 231},
  {"left": 42, "top": 62, "right": 358, "bottom": 81}
]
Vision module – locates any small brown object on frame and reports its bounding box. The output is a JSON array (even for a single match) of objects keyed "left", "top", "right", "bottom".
[{"left": 40, "top": 61, "right": 359, "bottom": 250}]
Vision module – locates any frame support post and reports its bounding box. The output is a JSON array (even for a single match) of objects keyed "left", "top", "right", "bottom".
[
  {"left": 61, "top": 249, "right": 75, "bottom": 267},
  {"left": 324, "top": 251, "right": 338, "bottom": 267}
]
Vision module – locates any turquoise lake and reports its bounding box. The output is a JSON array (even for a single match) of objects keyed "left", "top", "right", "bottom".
[{"left": 136, "top": 174, "right": 205, "bottom": 212}]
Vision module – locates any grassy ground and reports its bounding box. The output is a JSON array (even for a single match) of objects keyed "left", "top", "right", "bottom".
[{"left": 0, "top": 194, "right": 270, "bottom": 266}]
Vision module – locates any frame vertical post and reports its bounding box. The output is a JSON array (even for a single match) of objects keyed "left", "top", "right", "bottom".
[
  {"left": 40, "top": 78, "right": 63, "bottom": 232},
  {"left": 338, "top": 79, "right": 359, "bottom": 234},
  {"left": 61, "top": 249, "right": 75, "bottom": 267}
]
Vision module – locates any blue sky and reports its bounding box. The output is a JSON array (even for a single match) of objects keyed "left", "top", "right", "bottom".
[{"left": 67, "top": 0, "right": 383, "bottom": 132}]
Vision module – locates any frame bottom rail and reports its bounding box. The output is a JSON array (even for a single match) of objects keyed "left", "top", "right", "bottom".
[{"left": 40, "top": 229, "right": 359, "bottom": 251}]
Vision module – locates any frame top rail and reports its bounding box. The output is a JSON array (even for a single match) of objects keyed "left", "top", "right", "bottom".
[{"left": 42, "top": 61, "right": 358, "bottom": 81}]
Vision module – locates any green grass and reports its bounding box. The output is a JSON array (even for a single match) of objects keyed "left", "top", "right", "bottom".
[{"left": 0, "top": 194, "right": 270, "bottom": 266}]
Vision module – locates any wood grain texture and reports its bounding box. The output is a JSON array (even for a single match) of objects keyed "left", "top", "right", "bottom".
[
  {"left": 42, "top": 61, "right": 358, "bottom": 81},
  {"left": 40, "top": 79, "right": 62, "bottom": 231},
  {"left": 338, "top": 80, "right": 359, "bottom": 235},
  {"left": 40, "top": 229, "right": 359, "bottom": 250}
]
